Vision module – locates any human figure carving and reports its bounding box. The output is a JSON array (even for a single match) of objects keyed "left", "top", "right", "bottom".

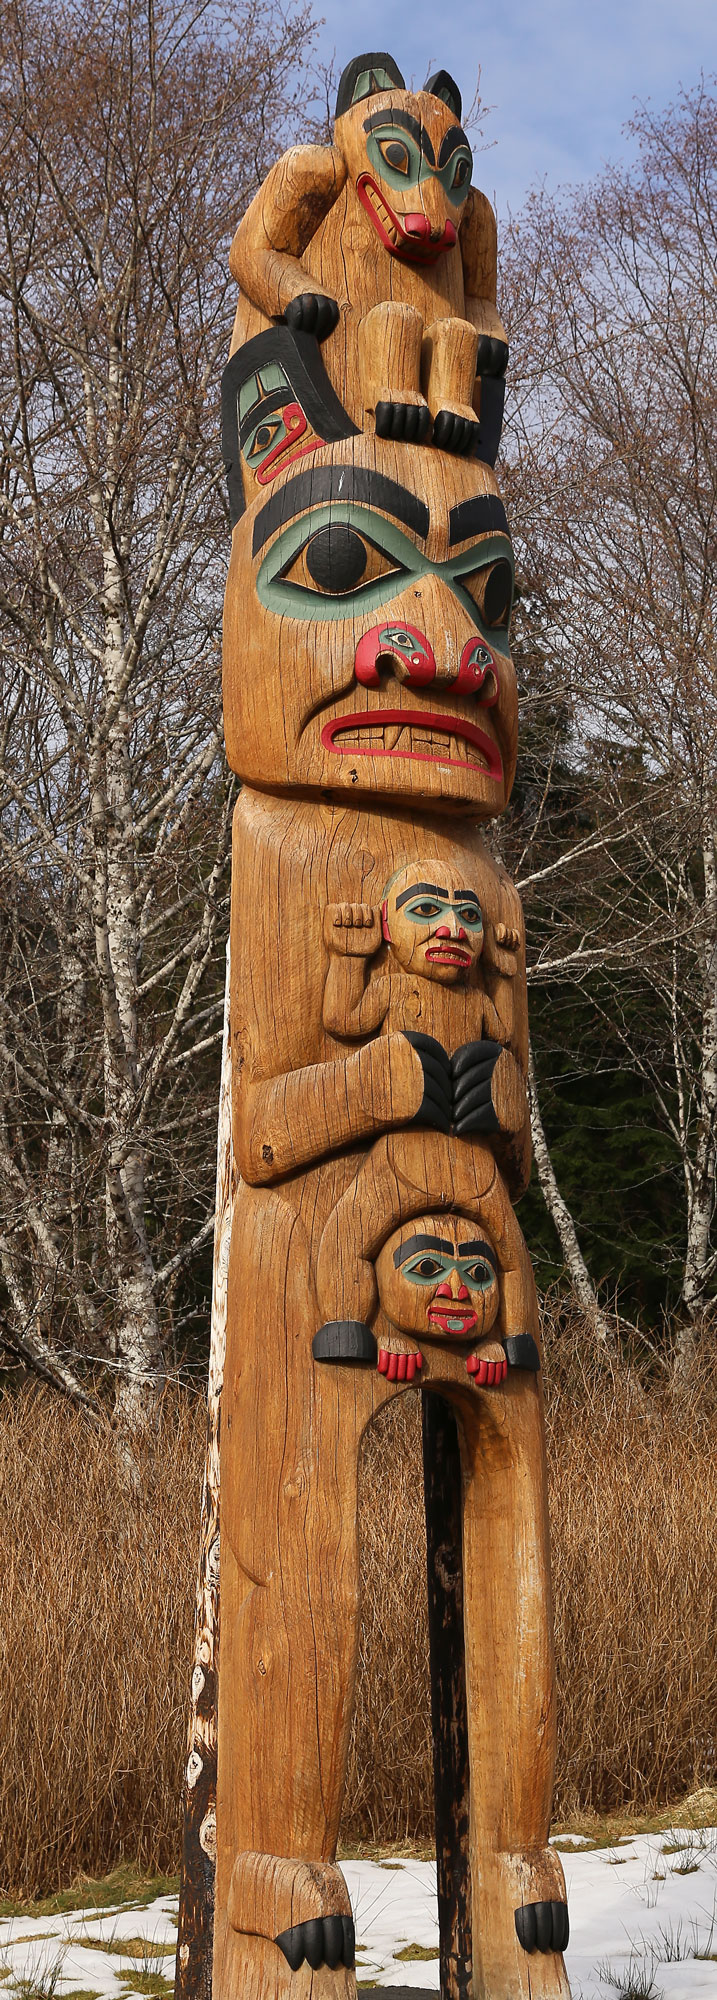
[{"left": 228, "top": 52, "right": 509, "bottom": 458}]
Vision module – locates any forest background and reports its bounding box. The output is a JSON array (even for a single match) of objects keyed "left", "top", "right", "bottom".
[{"left": 0, "top": 0, "right": 716, "bottom": 1899}]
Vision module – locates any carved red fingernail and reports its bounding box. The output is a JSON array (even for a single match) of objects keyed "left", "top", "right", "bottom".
[
  {"left": 406, "top": 1355, "right": 416, "bottom": 1382},
  {"left": 397, "top": 1354, "right": 407, "bottom": 1380},
  {"left": 387, "top": 1353, "right": 398, "bottom": 1381},
  {"left": 378, "top": 1350, "right": 389, "bottom": 1375}
]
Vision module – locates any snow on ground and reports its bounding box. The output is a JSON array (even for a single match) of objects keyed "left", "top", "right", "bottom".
[{"left": 1, "top": 1831, "right": 717, "bottom": 1998}]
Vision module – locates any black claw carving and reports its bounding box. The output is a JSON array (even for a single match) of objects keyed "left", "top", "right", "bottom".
[
  {"left": 503, "top": 1333, "right": 541, "bottom": 1372},
  {"left": 312, "top": 1320, "right": 377, "bottom": 1362},
  {"left": 515, "top": 1899, "right": 569, "bottom": 1955},
  {"left": 432, "top": 408, "right": 480, "bottom": 456},
  {"left": 275, "top": 1912, "right": 356, "bottom": 1970},
  {"left": 404, "top": 1030, "right": 452, "bottom": 1132},
  {"left": 283, "top": 292, "right": 339, "bottom": 341},
  {"left": 322, "top": 1914, "right": 344, "bottom": 1968},
  {"left": 275, "top": 1924, "right": 305, "bottom": 1971},
  {"left": 375, "top": 400, "right": 429, "bottom": 442},
  {"left": 477, "top": 333, "right": 509, "bottom": 379},
  {"left": 451, "top": 1038, "right": 502, "bottom": 1132},
  {"left": 341, "top": 1914, "right": 356, "bottom": 1967}
]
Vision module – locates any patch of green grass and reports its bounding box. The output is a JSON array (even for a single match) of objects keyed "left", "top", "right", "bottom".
[
  {"left": 79, "top": 1942, "right": 174, "bottom": 1961},
  {"left": 395, "top": 1942, "right": 440, "bottom": 1961},
  {"left": 0, "top": 1870, "right": 178, "bottom": 1923},
  {"left": 118, "top": 1975, "right": 173, "bottom": 1998},
  {"left": 60, "top": 1989, "right": 102, "bottom": 1999}
]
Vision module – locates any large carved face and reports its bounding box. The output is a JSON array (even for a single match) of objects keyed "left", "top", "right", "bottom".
[
  {"left": 375, "top": 1213, "right": 501, "bottom": 1342},
  {"left": 382, "top": 860, "right": 485, "bottom": 984},
  {"left": 334, "top": 57, "right": 472, "bottom": 264},
  {"left": 223, "top": 426, "right": 518, "bottom": 816}
]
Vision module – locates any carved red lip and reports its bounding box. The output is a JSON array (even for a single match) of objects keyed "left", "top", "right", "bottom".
[
  {"left": 424, "top": 944, "right": 471, "bottom": 964},
  {"left": 428, "top": 1305, "right": 477, "bottom": 1334},
  {"left": 357, "top": 174, "right": 457, "bottom": 262},
  {"left": 320, "top": 708, "right": 502, "bottom": 779}
]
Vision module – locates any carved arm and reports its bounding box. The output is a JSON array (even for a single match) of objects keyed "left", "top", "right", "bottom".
[
  {"left": 229, "top": 144, "right": 347, "bottom": 326},
  {"left": 235, "top": 1032, "right": 428, "bottom": 1186},
  {"left": 321, "top": 902, "right": 388, "bottom": 1039}
]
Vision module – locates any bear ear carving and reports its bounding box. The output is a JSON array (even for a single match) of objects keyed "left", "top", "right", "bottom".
[
  {"left": 424, "top": 69, "right": 462, "bottom": 120},
  {"left": 335, "top": 52, "right": 406, "bottom": 120}
]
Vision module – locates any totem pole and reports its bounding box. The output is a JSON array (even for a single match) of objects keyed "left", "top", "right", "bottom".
[{"left": 193, "top": 50, "right": 572, "bottom": 2000}]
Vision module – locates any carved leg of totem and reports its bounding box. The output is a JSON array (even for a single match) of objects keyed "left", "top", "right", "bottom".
[
  {"left": 358, "top": 300, "right": 431, "bottom": 443},
  {"left": 456, "top": 1377, "right": 571, "bottom": 2000},
  {"left": 213, "top": 1183, "right": 365, "bottom": 2000},
  {"left": 422, "top": 317, "right": 481, "bottom": 456}
]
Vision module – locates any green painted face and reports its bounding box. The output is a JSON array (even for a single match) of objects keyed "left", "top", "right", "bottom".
[
  {"left": 400, "top": 1247, "right": 496, "bottom": 1288},
  {"left": 256, "top": 505, "right": 513, "bottom": 649},
  {"left": 365, "top": 119, "right": 472, "bottom": 202}
]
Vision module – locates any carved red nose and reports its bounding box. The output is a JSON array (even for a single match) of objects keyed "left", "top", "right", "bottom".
[
  {"left": 455, "top": 638, "right": 499, "bottom": 701},
  {"left": 435, "top": 926, "right": 451, "bottom": 938},
  {"left": 403, "top": 212, "right": 433, "bottom": 239},
  {"left": 355, "top": 623, "right": 436, "bottom": 687}
]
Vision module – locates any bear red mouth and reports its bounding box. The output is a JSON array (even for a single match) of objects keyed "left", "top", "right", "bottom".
[
  {"left": 357, "top": 174, "right": 457, "bottom": 262},
  {"left": 320, "top": 707, "right": 502, "bottom": 778}
]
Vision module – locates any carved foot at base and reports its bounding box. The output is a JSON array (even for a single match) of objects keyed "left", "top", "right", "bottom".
[
  {"left": 226, "top": 1853, "right": 357, "bottom": 1993},
  {"left": 474, "top": 1849, "right": 572, "bottom": 2000},
  {"left": 515, "top": 1900, "right": 570, "bottom": 1954},
  {"left": 276, "top": 1914, "right": 355, "bottom": 1971}
]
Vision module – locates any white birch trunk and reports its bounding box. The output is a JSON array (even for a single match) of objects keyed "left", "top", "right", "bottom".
[
  {"left": 527, "top": 1038, "right": 617, "bottom": 1349},
  {"left": 175, "top": 946, "right": 234, "bottom": 2000}
]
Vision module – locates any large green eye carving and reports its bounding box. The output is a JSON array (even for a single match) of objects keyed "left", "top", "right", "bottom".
[
  {"left": 378, "top": 137, "right": 411, "bottom": 174},
  {"left": 366, "top": 125, "right": 423, "bottom": 191},
  {"left": 450, "top": 154, "right": 471, "bottom": 192}
]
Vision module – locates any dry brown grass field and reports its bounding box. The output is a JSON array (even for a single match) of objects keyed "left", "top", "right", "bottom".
[{"left": 1, "top": 1316, "right": 716, "bottom": 1898}]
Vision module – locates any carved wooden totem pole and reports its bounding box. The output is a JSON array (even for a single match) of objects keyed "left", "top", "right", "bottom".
[{"left": 209, "top": 50, "right": 571, "bottom": 2000}]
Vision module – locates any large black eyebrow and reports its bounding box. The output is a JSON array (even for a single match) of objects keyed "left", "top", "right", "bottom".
[
  {"left": 395, "top": 880, "right": 448, "bottom": 908},
  {"left": 393, "top": 1234, "right": 453, "bottom": 1268},
  {"left": 448, "top": 494, "right": 510, "bottom": 546},
  {"left": 438, "top": 124, "right": 471, "bottom": 167},
  {"left": 457, "top": 1238, "right": 498, "bottom": 1268},
  {"left": 363, "top": 107, "right": 435, "bottom": 166},
  {"left": 253, "top": 466, "right": 430, "bottom": 557}
]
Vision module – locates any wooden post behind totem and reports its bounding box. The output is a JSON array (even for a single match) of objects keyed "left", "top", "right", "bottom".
[{"left": 178, "top": 50, "right": 572, "bottom": 2000}]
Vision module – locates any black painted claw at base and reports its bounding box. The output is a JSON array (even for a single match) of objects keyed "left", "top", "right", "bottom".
[
  {"left": 515, "top": 1900, "right": 569, "bottom": 1954},
  {"left": 375, "top": 400, "right": 432, "bottom": 443},
  {"left": 404, "top": 1031, "right": 452, "bottom": 1133},
  {"left": 313, "top": 1321, "right": 377, "bottom": 1363},
  {"left": 503, "top": 1333, "right": 541, "bottom": 1372},
  {"left": 283, "top": 292, "right": 340, "bottom": 341},
  {"left": 275, "top": 1914, "right": 356, "bottom": 1971},
  {"left": 432, "top": 408, "right": 481, "bottom": 457}
]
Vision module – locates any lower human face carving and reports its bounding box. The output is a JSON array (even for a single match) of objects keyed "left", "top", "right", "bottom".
[
  {"left": 383, "top": 860, "right": 484, "bottom": 984},
  {"left": 376, "top": 1213, "right": 500, "bottom": 1342},
  {"left": 222, "top": 439, "right": 518, "bottom": 815}
]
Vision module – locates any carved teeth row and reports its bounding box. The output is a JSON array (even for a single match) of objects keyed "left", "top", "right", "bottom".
[{"left": 335, "top": 724, "right": 485, "bottom": 765}]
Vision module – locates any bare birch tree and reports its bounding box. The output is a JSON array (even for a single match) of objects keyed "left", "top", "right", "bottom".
[
  {"left": 499, "top": 81, "right": 717, "bottom": 1353},
  {"left": 0, "top": 0, "right": 314, "bottom": 1420}
]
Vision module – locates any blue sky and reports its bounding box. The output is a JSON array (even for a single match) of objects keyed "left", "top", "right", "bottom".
[{"left": 312, "top": 0, "right": 716, "bottom": 215}]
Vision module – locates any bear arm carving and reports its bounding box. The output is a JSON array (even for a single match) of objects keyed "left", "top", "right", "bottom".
[
  {"left": 234, "top": 1033, "right": 425, "bottom": 1185},
  {"left": 461, "top": 188, "right": 509, "bottom": 349},
  {"left": 229, "top": 144, "right": 348, "bottom": 321}
]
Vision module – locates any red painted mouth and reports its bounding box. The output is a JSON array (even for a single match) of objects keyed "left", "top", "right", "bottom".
[
  {"left": 424, "top": 944, "right": 472, "bottom": 966},
  {"left": 428, "top": 1305, "right": 478, "bottom": 1336},
  {"left": 320, "top": 708, "right": 502, "bottom": 779},
  {"left": 357, "top": 174, "right": 457, "bottom": 262}
]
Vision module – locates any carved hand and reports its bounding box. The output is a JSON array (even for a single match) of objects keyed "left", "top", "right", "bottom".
[
  {"left": 283, "top": 293, "right": 340, "bottom": 341},
  {"left": 323, "top": 902, "right": 383, "bottom": 957}
]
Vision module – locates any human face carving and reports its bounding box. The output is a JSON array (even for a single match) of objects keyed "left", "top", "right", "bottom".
[
  {"left": 383, "top": 861, "right": 484, "bottom": 984},
  {"left": 375, "top": 1213, "right": 500, "bottom": 1342},
  {"left": 222, "top": 435, "right": 518, "bottom": 816}
]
